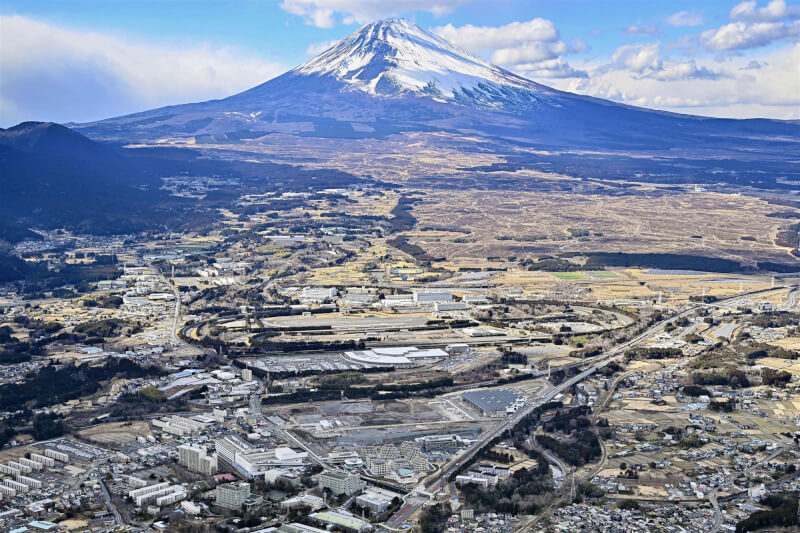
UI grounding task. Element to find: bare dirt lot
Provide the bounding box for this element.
[77,421,152,447]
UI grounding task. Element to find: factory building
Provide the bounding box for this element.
[415,434,467,452]
[413,290,452,304]
[355,487,402,513]
[461,389,525,417]
[151,414,209,437]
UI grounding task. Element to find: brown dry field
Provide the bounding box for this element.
[177,132,507,182]
[407,188,797,265]
[469,268,779,304]
[77,420,152,446]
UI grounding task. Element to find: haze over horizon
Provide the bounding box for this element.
[2,0,800,126]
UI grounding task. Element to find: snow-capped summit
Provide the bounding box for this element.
[291,18,550,104]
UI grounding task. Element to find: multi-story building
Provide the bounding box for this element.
[43,449,69,463]
[131,484,185,507]
[29,454,55,468]
[18,458,43,471]
[216,482,251,510]
[151,415,209,437]
[15,475,42,489]
[178,445,217,476]
[318,471,366,496]
[415,434,466,452]
[215,434,307,478]
[365,457,390,475]
[3,479,28,493]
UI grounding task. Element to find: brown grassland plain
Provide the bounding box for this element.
[406,188,795,264]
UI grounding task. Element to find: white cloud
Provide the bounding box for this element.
[433,18,560,51]
[514,58,588,79]
[700,19,800,50]
[741,59,768,68]
[604,43,726,81]
[612,43,662,74]
[490,41,567,65]
[666,10,704,27]
[650,60,725,81]
[0,15,285,126]
[304,39,338,56]
[279,0,469,28]
[730,0,800,21]
[571,38,590,54]
[549,43,800,119]
[623,25,658,35]
[431,18,586,78]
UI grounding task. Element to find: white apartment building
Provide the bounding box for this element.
[29,454,55,468]
[178,445,217,476]
[216,482,251,510]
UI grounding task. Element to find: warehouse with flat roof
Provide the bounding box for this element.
[461,389,524,417]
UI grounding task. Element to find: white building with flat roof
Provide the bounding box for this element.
[343,347,448,368]
[215,435,308,478]
[413,290,452,304]
[319,471,366,496]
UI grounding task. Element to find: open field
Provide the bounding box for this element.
[470,266,780,303]
[758,357,800,376]
[550,272,585,280]
[77,421,152,446]
[768,336,800,350]
[406,188,796,265]
[307,240,391,285]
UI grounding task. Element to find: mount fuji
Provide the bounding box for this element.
[75,18,799,179]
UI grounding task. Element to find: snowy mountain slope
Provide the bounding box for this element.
[290,18,554,104]
[74,18,800,169]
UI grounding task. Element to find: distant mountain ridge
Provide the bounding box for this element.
[0,121,115,159]
[0,120,372,235]
[0,121,180,234]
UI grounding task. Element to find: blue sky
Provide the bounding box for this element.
[1,0,799,125]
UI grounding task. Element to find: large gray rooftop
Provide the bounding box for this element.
[461,389,522,412]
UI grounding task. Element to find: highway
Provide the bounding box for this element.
[786,286,799,310]
[145,258,182,342]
